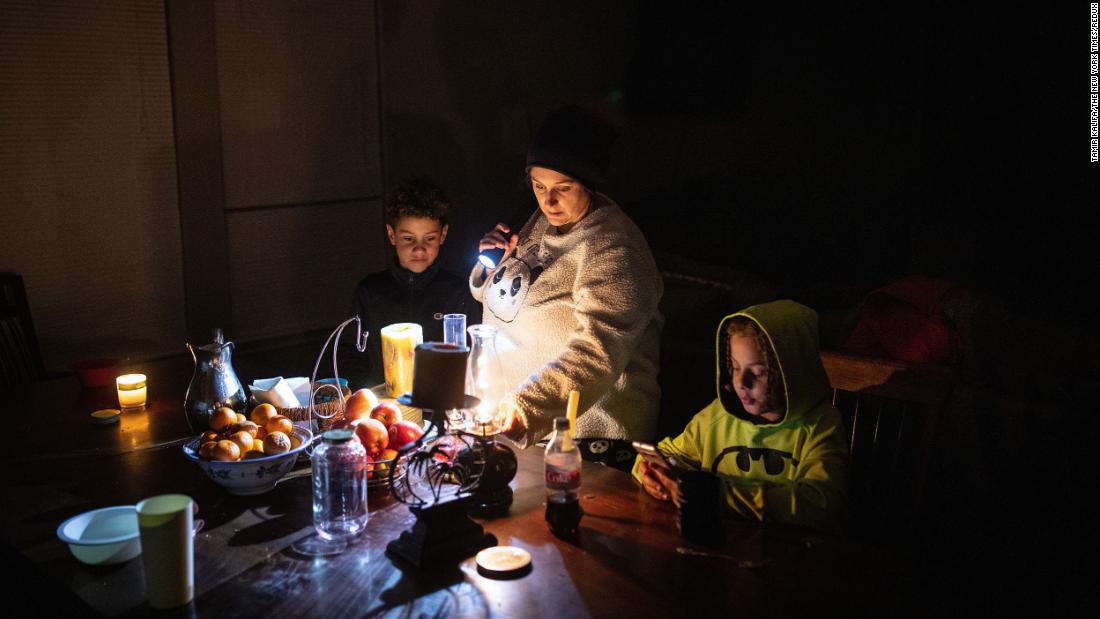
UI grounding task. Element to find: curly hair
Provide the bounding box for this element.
[724,316,786,414]
[384,179,450,227]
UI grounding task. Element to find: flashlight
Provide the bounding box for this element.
[477,214,523,270]
[477,247,505,270]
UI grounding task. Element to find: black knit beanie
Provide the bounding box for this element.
[525,105,617,191]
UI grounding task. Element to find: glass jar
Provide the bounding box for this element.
[311,429,368,541]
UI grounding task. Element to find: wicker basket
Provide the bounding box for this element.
[278,402,342,433]
[274,383,351,433]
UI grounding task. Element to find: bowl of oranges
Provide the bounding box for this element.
[182,403,314,495]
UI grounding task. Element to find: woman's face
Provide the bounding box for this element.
[387,216,447,273]
[729,334,775,418]
[529,166,591,233]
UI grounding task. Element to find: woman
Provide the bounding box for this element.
[470,105,663,470]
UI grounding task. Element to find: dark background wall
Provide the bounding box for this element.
[383,1,1096,332]
[2,0,1095,371]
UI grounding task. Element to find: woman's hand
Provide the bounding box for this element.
[478,223,519,260]
[639,460,681,506]
[496,399,527,443]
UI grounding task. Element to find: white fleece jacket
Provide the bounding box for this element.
[469,196,664,445]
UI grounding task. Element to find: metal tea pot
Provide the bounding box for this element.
[184,328,248,433]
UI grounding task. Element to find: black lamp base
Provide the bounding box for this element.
[386,497,497,568]
[468,437,518,517]
[469,485,513,517]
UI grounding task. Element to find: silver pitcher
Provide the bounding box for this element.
[184,328,247,433]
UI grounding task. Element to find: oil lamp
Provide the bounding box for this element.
[463,324,517,513]
[388,342,502,567]
[466,324,507,434]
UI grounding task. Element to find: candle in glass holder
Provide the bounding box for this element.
[116,374,147,410]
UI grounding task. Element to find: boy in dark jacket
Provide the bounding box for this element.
[341,179,480,389]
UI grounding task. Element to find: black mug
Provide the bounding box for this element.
[678,470,722,547]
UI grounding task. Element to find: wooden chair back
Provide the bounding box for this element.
[1,272,45,389]
[821,349,956,545]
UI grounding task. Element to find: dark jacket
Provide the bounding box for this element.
[340,262,481,389]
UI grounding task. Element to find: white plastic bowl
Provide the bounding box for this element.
[182,425,313,495]
[56,505,142,565]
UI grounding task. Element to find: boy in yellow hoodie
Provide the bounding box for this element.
[634,299,848,535]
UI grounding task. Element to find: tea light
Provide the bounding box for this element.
[116,374,147,410]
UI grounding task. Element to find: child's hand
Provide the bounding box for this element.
[639,460,681,506]
[479,223,519,261]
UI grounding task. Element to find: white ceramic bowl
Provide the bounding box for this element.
[56,505,142,565]
[183,425,314,495]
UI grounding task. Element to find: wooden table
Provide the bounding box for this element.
[0,356,934,618]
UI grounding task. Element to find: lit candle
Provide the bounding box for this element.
[116,374,147,410]
[379,323,423,398]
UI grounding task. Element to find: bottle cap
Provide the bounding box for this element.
[323,429,355,443]
[553,417,569,430]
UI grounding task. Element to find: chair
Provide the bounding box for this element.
[820,349,957,546]
[653,251,779,439]
[1,272,46,389]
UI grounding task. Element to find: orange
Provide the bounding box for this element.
[209,407,237,432]
[250,403,279,425]
[265,415,294,436]
[227,430,254,453]
[211,440,241,462]
[231,420,259,438]
[198,441,219,460]
[263,431,292,455]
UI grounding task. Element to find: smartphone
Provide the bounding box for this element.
[632,441,677,470]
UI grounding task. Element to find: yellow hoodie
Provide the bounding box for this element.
[633,300,849,535]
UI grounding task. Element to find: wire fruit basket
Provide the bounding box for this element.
[306,317,416,491]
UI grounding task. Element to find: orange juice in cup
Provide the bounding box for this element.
[380,323,423,398]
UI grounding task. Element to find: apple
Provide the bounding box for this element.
[372,448,399,478]
[364,453,376,479]
[388,420,423,451]
[369,401,403,429]
[354,418,389,456]
[344,388,380,424]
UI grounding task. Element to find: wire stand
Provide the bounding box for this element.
[301,316,368,455]
[292,317,368,558]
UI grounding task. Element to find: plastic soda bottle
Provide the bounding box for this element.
[545,416,582,535]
